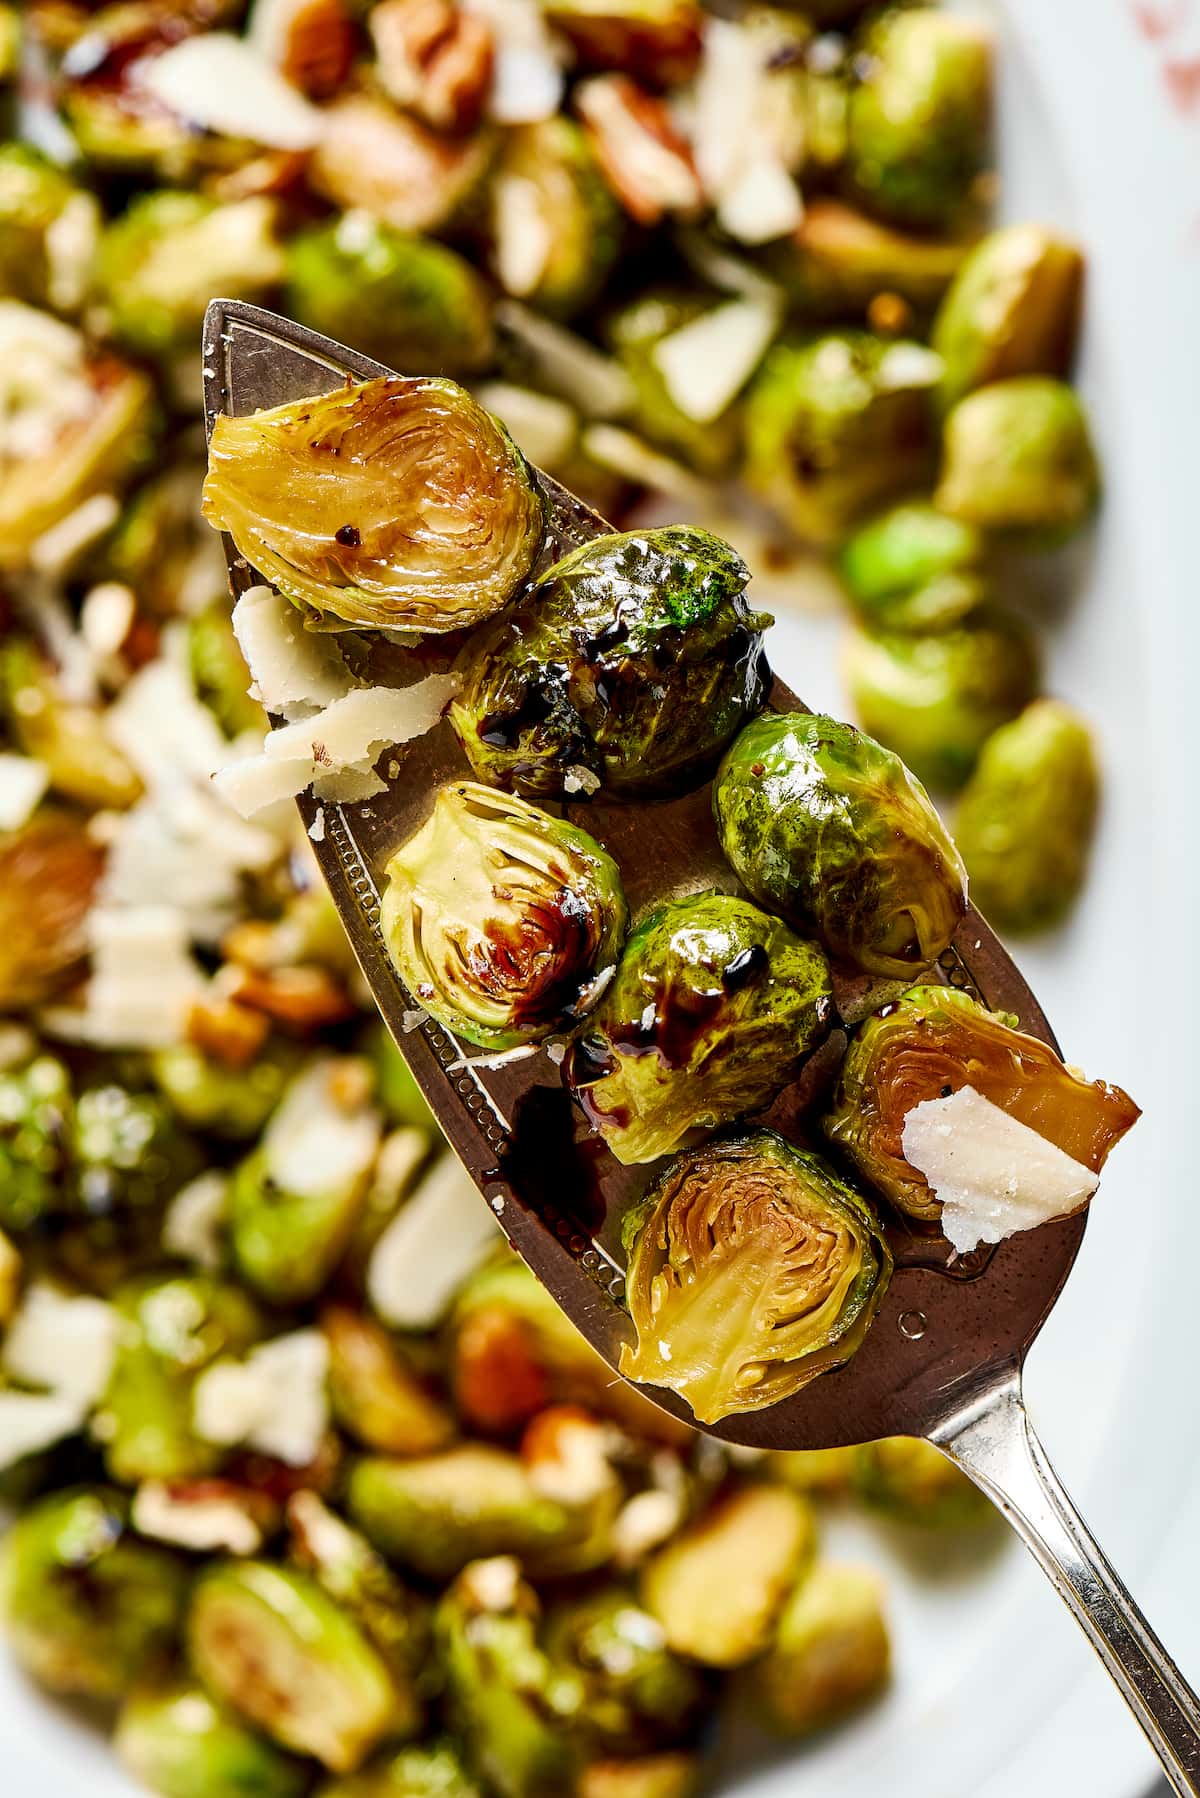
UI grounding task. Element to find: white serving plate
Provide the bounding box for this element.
[2,2,1198,1793]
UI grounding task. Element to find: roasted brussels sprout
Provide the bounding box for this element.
[620,1131,891,1423]
[954,699,1099,931]
[437,1558,586,1798]
[0,1487,188,1699]
[577,1755,698,1798]
[753,1561,890,1734]
[323,1306,455,1456]
[843,611,1039,790]
[713,712,967,978]
[228,1140,369,1308]
[0,146,100,312]
[100,1274,263,1485]
[115,1679,312,1798]
[316,1742,482,1798]
[640,1484,814,1666]
[105,462,226,619]
[846,10,993,230]
[186,603,267,740]
[488,120,622,319]
[935,376,1099,538]
[381,782,628,1052]
[743,333,939,544]
[766,1447,858,1497]
[542,0,701,86]
[777,201,973,319]
[545,1589,705,1752]
[449,527,770,799]
[851,1437,993,1529]
[202,376,545,634]
[0,1055,72,1233]
[99,193,285,357]
[1,639,143,809]
[310,98,493,237]
[286,217,493,377]
[0,812,105,1011]
[604,291,746,478]
[70,1081,199,1217]
[932,223,1084,412]
[839,500,984,633]
[0,1225,19,1325]
[187,1560,398,1773]
[823,984,1140,1223]
[564,891,832,1166]
[150,1039,297,1140]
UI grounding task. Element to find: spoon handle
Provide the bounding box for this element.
[936,1374,1200,1794]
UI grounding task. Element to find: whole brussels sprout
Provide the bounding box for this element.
[489,119,622,318]
[578,1755,698,1798]
[541,0,701,86]
[743,333,940,544]
[228,1140,370,1307]
[0,1054,72,1233]
[640,1484,815,1666]
[843,611,1039,790]
[100,1273,263,1485]
[187,1560,399,1774]
[186,603,267,741]
[851,1437,994,1529]
[846,10,993,230]
[713,712,967,978]
[935,376,1100,537]
[620,1131,891,1423]
[604,291,745,478]
[839,500,985,633]
[115,1679,312,1798]
[323,1305,455,1456]
[954,698,1099,931]
[564,891,833,1166]
[150,1039,298,1140]
[0,1486,188,1699]
[0,812,105,1011]
[203,376,544,634]
[449,526,770,799]
[753,1561,890,1734]
[544,1589,706,1753]
[70,1082,199,1218]
[932,223,1084,413]
[99,192,285,357]
[437,1557,587,1798]
[1,639,143,809]
[822,984,1140,1223]
[777,200,973,319]
[317,1742,482,1797]
[381,782,628,1052]
[287,216,493,377]
[0,145,100,311]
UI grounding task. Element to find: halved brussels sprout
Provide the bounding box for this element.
[70,1081,200,1217]
[202,376,545,633]
[843,611,1039,790]
[954,698,1099,931]
[620,1131,892,1423]
[839,501,985,634]
[753,1561,890,1734]
[287,217,493,377]
[604,290,745,478]
[846,10,993,230]
[186,603,267,740]
[1,639,143,809]
[851,1437,994,1529]
[564,891,832,1166]
[935,376,1099,538]
[776,201,973,319]
[639,1484,814,1666]
[544,1589,705,1753]
[0,1487,188,1699]
[99,192,285,357]
[823,984,1140,1223]
[105,462,226,619]
[932,223,1084,412]
[488,120,622,319]
[150,1040,297,1140]
[542,0,701,86]
[0,811,106,1010]
[310,98,493,237]
[317,1742,482,1798]
[743,333,939,544]
[323,1305,455,1456]
[115,1679,312,1798]
[0,145,100,311]
[228,1137,371,1307]
[0,1055,72,1234]
[187,1560,398,1774]
[381,781,628,1051]
[449,527,770,799]
[713,712,967,978]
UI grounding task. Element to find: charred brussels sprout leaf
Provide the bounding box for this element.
[202,376,545,634]
[564,891,832,1166]
[286,217,493,377]
[851,1438,994,1529]
[932,224,1083,413]
[823,983,1140,1223]
[839,500,984,634]
[935,376,1099,538]
[381,781,628,1051]
[0,812,105,1010]
[187,1560,398,1774]
[753,1561,890,1734]
[713,713,967,978]
[450,527,769,799]
[0,145,100,311]
[0,1487,188,1699]
[843,611,1039,790]
[489,120,622,319]
[954,699,1099,931]
[115,1679,312,1798]
[743,333,940,545]
[544,1589,706,1753]
[620,1131,891,1424]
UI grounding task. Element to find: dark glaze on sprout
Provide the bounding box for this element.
[564,890,832,1165]
[448,526,771,800]
[381,782,628,1052]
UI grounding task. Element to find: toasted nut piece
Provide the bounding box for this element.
[255,0,357,97]
[576,76,701,226]
[453,1302,551,1434]
[371,0,494,135]
[218,963,357,1032]
[186,993,271,1070]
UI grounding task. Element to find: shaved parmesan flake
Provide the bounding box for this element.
[193,1330,329,1466]
[476,381,577,470]
[0,753,49,831]
[0,1392,84,1471]
[232,585,354,718]
[135,34,324,150]
[901,1085,1099,1255]
[492,173,553,296]
[581,424,716,509]
[264,1059,381,1199]
[367,1155,501,1330]
[132,1482,264,1555]
[81,906,207,1049]
[3,1284,120,1409]
[371,1127,431,1212]
[466,0,564,122]
[108,653,229,786]
[613,1489,685,1567]
[495,302,634,420]
[162,1172,230,1272]
[444,1044,537,1074]
[689,19,802,245]
[30,493,120,577]
[715,157,802,246]
[652,296,779,424]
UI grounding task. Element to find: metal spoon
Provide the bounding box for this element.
[203,299,1200,1792]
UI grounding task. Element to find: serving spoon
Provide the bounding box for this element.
[203,298,1200,1792]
